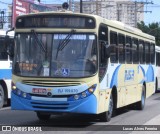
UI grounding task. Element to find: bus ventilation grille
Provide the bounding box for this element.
[22,80,81,87]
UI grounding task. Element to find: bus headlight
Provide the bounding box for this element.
[68,84,97,101]
[22,93,27,98]
[12,82,31,100]
[81,92,87,98]
[74,95,79,100]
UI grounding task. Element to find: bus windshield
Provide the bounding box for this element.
[13,33,97,78]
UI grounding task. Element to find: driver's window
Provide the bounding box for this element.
[98,24,108,80]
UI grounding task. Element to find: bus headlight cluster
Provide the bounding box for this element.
[68,84,97,101]
[12,82,31,100]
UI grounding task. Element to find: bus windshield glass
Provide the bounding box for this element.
[13,33,97,78]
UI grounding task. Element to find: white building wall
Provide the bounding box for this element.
[74,0,144,27]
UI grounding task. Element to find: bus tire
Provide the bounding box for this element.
[36,112,51,121]
[99,94,113,122]
[136,85,145,110]
[0,85,4,109]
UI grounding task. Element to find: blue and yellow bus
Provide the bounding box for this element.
[11,10,155,121]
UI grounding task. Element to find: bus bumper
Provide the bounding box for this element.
[11,92,97,114]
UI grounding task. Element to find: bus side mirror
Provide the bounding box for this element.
[106,46,111,58]
[100,41,111,58]
[104,43,111,59]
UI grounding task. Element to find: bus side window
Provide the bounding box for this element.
[98,24,108,80]
[145,42,150,64]
[0,38,8,60]
[110,31,118,63]
[132,38,139,63]
[150,43,155,64]
[118,34,125,63]
[125,36,132,63]
[158,53,160,66]
[139,40,144,64]
[98,24,108,67]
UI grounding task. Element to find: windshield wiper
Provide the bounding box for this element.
[56,29,76,59]
[31,30,46,53]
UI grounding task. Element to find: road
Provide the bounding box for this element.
[0,93,160,133]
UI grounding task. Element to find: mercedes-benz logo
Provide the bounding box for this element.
[47,92,52,97]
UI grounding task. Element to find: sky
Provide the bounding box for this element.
[0,0,160,25]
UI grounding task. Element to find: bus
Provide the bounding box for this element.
[0,29,14,109]
[155,46,160,92]
[11,10,155,122]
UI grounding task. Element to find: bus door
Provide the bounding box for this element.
[125,37,138,105]
[116,34,126,107]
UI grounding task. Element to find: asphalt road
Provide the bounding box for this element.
[0,92,160,134]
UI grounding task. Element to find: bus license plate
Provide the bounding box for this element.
[32,88,47,94]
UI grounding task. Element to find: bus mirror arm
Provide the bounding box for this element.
[6,27,14,35]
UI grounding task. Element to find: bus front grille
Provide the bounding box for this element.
[22,80,81,87]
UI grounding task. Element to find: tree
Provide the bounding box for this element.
[137,21,160,46]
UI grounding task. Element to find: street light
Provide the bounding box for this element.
[80,0,82,13]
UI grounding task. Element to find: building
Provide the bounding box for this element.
[4,0,144,29]
[5,0,57,29]
[73,0,144,27]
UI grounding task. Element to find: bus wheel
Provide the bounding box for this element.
[99,94,113,122]
[0,85,4,109]
[36,112,51,121]
[136,85,145,110]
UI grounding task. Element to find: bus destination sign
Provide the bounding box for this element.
[16,15,96,29]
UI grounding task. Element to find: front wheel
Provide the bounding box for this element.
[36,112,51,121]
[99,94,113,122]
[0,85,4,109]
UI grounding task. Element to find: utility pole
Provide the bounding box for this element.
[80,0,82,13]
[134,0,153,27]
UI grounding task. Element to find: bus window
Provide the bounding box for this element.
[132,38,139,63]
[118,34,125,63]
[139,40,144,64]
[98,24,108,80]
[156,52,160,66]
[158,53,160,66]
[0,37,8,60]
[150,43,155,64]
[98,24,108,43]
[145,42,150,64]
[110,31,118,63]
[125,36,132,63]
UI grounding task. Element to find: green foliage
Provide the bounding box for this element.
[137,21,160,46]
